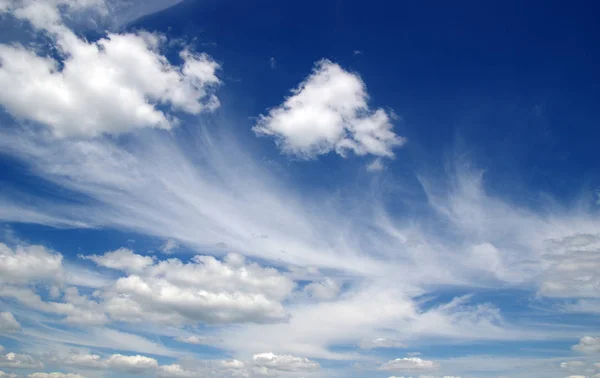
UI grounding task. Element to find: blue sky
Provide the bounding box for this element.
[0,1,599,377]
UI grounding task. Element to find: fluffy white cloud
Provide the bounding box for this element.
[102,252,295,325]
[105,354,158,373]
[80,248,154,272]
[158,364,197,377]
[0,286,108,325]
[0,243,63,284]
[0,0,219,138]
[0,312,21,332]
[572,336,600,354]
[0,349,43,369]
[0,370,16,378]
[253,60,405,159]
[157,360,247,378]
[251,352,320,372]
[62,353,105,369]
[157,354,317,378]
[379,357,440,372]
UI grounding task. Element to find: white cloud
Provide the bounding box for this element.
[157,360,247,378]
[156,354,318,378]
[62,353,105,369]
[106,354,158,373]
[0,349,43,369]
[366,158,385,172]
[0,1,220,137]
[253,59,405,159]
[80,248,154,272]
[251,352,320,372]
[359,337,406,349]
[102,252,295,325]
[0,312,21,332]
[158,364,197,377]
[0,243,63,284]
[0,286,108,326]
[0,370,16,378]
[538,234,600,298]
[175,335,221,345]
[303,278,340,300]
[572,336,600,354]
[161,239,179,254]
[379,357,440,372]
[560,360,586,372]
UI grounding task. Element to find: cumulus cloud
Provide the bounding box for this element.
[253,59,405,159]
[80,248,154,273]
[572,336,600,354]
[0,312,21,332]
[0,286,108,325]
[62,353,105,369]
[0,0,220,137]
[0,243,296,329]
[0,243,63,284]
[157,360,247,378]
[251,352,320,372]
[0,348,43,369]
[98,251,295,325]
[157,353,318,378]
[54,352,158,373]
[105,354,158,373]
[379,357,440,372]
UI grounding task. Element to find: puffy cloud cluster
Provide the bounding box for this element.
[96,251,295,325]
[54,352,159,374]
[0,345,43,369]
[80,248,154,273]
[0,242,296,328]
[157,353,319,378]
[0,285,108,326]
[0,0,220,138]
[251,352,320,372]
[253,60,405,159]
[572,336,600,354]
[0,243,63,284]
[52,351,318,378]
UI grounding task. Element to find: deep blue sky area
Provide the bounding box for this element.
[134,0,600,201]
